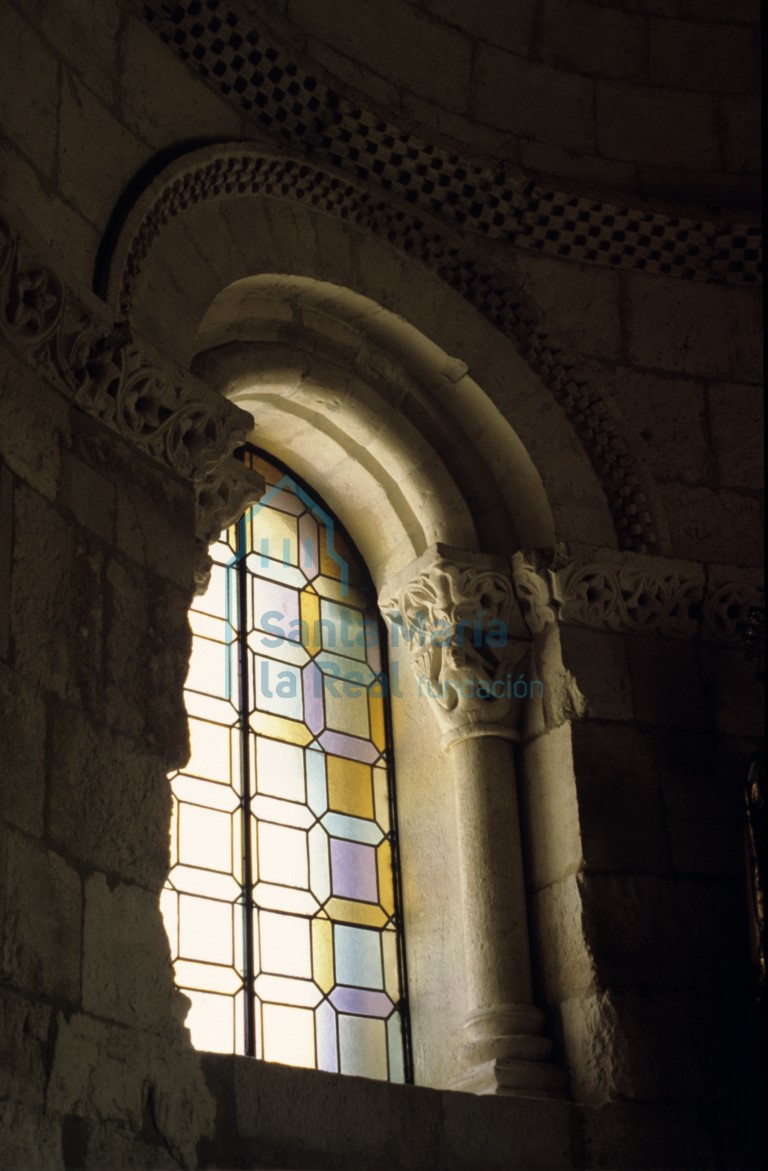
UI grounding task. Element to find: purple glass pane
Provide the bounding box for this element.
[330,987,393,1018]
[258,486,305,516]
[330,839,378,903]
[302,663,324,734]
[319,731,379,764]
[299,514,319,579]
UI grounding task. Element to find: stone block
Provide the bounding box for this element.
[514,254,623,361]
[437,1091,575,1169]
[0,1102,63,1171]
[680,0,758,17]
[0,5,59,175]
[103,556,153,740]
[611,368,709,484]
[520,723,583,890]
[425,0,537,54]
[654,729,743,877]
[289,0,473,112]
[578,871,738,990]
[625,635,705,728]
[0,663,46,836]
[57,71,146,230]
[539,0,646,81]
[583,1101,716,1169]
[119,15,245,150]
[658,484,761,565]
[40,0,121,106]
[82,873,176,1029]
[46,1013,143,1127]
[530,874,596,1005]
[0,345,69,501]
[570,721,669,873]
[47,702,172,887]
[720,94,761,173]
[0,828,82,1003]
[649,18,759,92]
[709,382,763,489]
[113,461,196,592]
[11,483,103,708]
[560,990,630,1104]
[560,627,634,720]
[697,644,765,738]
[473,47,595,150]
[627,276,762,382]
[60,451,115,543]
[518,139,637,191]
[0,986,51,1108]
[596,81,718,170]
[0,465,10,663]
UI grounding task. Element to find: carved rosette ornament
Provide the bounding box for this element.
[382,557,531,748]
[511,549,763,645]
[0,211,265,588]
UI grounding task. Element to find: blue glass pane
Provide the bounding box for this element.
[334,925,383,989]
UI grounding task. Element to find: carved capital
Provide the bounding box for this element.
[194,457,265,593]
[382,554,531,742]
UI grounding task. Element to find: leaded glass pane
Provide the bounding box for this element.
[162,450,409,1081]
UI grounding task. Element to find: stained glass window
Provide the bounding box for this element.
[161,449,410,1082]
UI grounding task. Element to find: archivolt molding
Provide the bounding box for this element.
[511,549,764,644]
[106,146,659,556]
[138,0,761,287]
[0,211,263,569]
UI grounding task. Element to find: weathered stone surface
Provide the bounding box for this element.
[61,451,115,544]
[11,483,103,707]
[654,729,743,878]
[0,1101,63,1171]
[697,644,765,738]
[474,47,595,149]
[515,254,623,361]
[625,635,705,728]
[560,628,634,721]
[611,368,709,485]
[560,990,630,1104]
[47,1013,144,1127]
[0,828,82,1004]
[82,873,176,1030]
[582,1101,716,1170]
[0,346,70,501]
[0,5,59,176]
[571,721,669,873]
[539,0,646,81]
[47,703,171,888]
[0,663,46,836]
[649,18,759,93]
[0,986,51,1109]
[709,382,764,490]
[579,872,737,990]
[596,82,718,170]
[40,0,121,106]
[658,484,761,565]
[720,94,761,173]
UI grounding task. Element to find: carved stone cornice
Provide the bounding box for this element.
[0,211,264,584]
[381,550,532,743]
[512,549,764,644]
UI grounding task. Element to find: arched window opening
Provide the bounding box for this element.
[161,448,411,1082]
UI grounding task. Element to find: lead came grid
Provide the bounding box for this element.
[162,451,408,1081]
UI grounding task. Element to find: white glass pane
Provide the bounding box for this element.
[262,1003,315,1068]
[257,823,308,888]
[258,911,312,978]
[179,895,233,965]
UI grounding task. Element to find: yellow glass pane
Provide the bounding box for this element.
[327,756,374,820]
[311,918,334,993]
[300,590,322,655]
[252,508,299,566]
[324,679,370,739]
[369,692,386,751]
[250,710,313,747]
[373,767,390,833]
[377,841,395,916]
[325,898,388,928]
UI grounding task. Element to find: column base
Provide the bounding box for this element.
[451,1003,568,1099]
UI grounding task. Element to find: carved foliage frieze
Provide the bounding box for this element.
[511,551,764,644]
